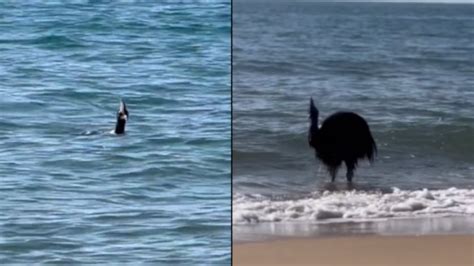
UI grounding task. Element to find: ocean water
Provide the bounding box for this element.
[0,1,230,264]
[233,2,474,232]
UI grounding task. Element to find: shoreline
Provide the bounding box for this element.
[233,234,474,266]
[233,215,474,243]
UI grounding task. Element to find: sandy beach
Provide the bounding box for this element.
[233,235,474,266]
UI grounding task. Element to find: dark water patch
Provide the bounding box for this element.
[0,239,83,253]
[31,35,87,49]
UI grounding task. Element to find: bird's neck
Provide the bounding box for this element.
[310,117,319,132]
[115,119,126,134]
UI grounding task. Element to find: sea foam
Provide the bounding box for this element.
[233,187,474,224]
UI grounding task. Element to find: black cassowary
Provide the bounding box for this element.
[308,98,376,182]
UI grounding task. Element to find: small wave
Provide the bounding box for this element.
[175,224,228,234]
[233,187,474,224]
[31,35,86,49]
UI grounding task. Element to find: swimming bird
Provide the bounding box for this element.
[308,98,376,182]
[114,99,129,134]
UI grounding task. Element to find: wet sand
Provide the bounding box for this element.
[233,234,474,266]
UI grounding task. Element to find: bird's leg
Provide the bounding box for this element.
[345,161,355,182]
[346,170,354,182]
[329,167,338,182]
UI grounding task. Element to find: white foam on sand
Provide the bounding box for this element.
[233,187,474,224]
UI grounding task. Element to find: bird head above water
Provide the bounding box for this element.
[114,99,129,134]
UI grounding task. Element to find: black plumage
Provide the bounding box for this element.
[308,98,376,182]
[114,99,129,134]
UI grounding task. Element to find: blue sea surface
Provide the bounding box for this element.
[0,1,230,264]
